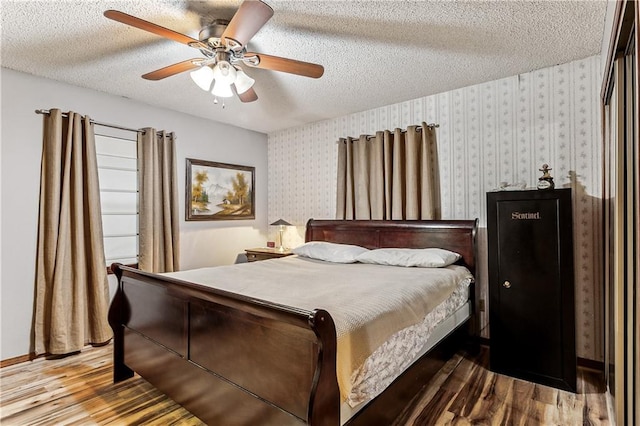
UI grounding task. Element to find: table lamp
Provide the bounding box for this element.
[270,219,292,252]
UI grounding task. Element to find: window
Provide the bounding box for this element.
[95,128,138,269]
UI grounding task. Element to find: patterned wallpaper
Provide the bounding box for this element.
[268,56,603,361]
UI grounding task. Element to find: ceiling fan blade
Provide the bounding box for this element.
[142,59,204,80]
[104,10,203,48]
[244,52,324,78]
[221,0,274,47]
[234,86,258,103]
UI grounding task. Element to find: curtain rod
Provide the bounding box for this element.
[341,122,440,141]
[35,109,142,133]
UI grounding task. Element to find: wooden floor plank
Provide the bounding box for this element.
[1,344,610,425]
[447,359,489,418]
[413,388,458,425]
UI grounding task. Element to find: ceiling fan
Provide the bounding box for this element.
[104,0,324,104]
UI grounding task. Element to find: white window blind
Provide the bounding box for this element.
[95,131,138,267]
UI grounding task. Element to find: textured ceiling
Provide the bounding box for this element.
[1,1,607,134]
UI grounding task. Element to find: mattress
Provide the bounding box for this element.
[163,256,473,402]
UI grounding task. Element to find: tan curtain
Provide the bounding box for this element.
[34,109,112,355]
[138,129,180,273]
[336,123,440,220]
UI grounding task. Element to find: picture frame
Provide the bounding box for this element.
[186,158,255,221]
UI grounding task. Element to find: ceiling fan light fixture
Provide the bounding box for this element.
[234,68,255,94]
[190,66,214,91]
[104,1,324,106]
[212,80,234,98]
[212,61,237,85]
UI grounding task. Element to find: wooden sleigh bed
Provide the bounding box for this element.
[108,219,479,425]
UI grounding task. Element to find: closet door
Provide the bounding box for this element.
[601,1,639,424]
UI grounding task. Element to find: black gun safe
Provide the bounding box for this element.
[487,188,576,392]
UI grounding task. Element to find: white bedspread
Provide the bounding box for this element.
[346,280,469,407]
[163,256,473,400]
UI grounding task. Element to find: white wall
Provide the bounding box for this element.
[0,68,268,360]
[268,56,604,361]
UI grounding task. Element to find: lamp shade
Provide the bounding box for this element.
[190,66,214,91]
[212,80,234,98]
[234,68,255,94]
[270,219,292,226]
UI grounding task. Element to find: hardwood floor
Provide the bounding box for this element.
[0,345,202,425]
[0,344,610,425]
[394,347,610,425]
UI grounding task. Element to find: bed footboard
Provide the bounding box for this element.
[108,264,339,426]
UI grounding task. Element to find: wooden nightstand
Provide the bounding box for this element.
[245,247,293,262]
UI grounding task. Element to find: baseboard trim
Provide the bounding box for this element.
[577,357,604,372]
[0,353,39,368]
[478,336,490,347]
[478,339,603,372]
[1,341,112,369]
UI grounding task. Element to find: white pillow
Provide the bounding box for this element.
[355,248,461,268]
[292,241,369,263]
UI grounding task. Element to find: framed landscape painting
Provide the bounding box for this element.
[186,158,255,221]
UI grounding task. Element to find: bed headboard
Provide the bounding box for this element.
[305,219,478,277]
